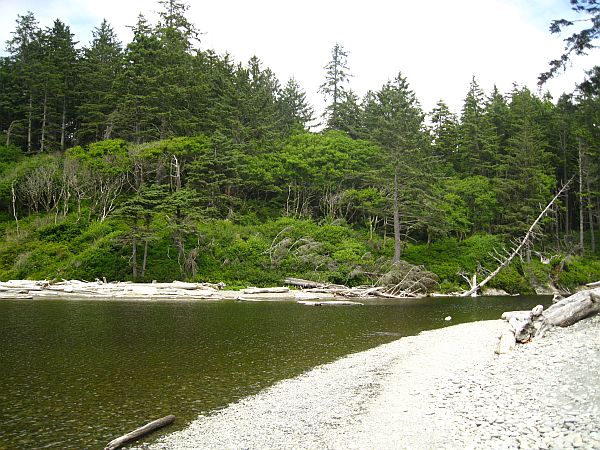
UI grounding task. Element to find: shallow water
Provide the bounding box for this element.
[0,296,549,449]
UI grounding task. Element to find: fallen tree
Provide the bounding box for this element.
[462,177,574,297]
[496,287,600,354]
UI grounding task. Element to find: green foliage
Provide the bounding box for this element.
[557,257,600,290]
[402,234,504,287]
[488,265,534,295]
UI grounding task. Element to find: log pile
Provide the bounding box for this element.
[283,278,421,299]
[0,279,228,300]
[496,287,600,354]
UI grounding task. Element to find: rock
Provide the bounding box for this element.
[570,433,584,447]
[445,316,452,321]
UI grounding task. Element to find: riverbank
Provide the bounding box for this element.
[0,279,556,302]
[139,314,600,450]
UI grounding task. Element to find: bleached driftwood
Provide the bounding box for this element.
[104,415,175,450]
[0,280,225,300]
[284,278,345,289]
[284,277,420,299]
[497,288,600,353]
[297,300,363,306]
[240,287,290,294]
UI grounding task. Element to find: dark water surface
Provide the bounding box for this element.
[0,296,549,449]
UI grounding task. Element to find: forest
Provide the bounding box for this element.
[0,0,598,293]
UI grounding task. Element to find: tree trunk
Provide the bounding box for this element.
[578,139,584,252]
[60,94,67,151]
[6,120,16,146]
[141,239,149,278]
[11,180,19,236]
[132,232,138,280]
[586,175,596,253]
[561,132,569,234]
[27,93,33,153]
[393,170,401,264]
[40,89,48,153]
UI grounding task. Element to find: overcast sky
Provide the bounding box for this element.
[1,0,597,118]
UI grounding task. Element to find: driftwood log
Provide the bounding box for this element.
[104,415,176,450]
[496,288,600,354]
[297,300,363,306]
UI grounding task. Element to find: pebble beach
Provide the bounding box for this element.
[139,313,600,450]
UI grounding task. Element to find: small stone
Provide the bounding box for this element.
[570,433,584,448]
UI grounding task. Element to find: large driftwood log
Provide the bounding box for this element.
[543,288,600,327]
[498,288,600,353]
[104,415,176,450]
[240,287,290,294]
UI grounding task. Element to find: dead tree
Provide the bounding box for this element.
[462,177,574,297]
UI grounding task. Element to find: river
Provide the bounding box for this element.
[0,296,548,449]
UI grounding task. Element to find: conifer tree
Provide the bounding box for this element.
[362,73,431,262]
[77,20,123,144]
[5,12,43,152]
[278,77,315,133]
[319,43,351,130]
[430,100,459,170]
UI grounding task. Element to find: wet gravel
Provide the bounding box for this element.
[138,314,600,450]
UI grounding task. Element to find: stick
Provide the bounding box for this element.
[104,415,176,450]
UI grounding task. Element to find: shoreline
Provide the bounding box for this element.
[138,315,600,450]
[0,279,540,302]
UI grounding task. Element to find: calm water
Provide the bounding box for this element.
[0,296,548,449]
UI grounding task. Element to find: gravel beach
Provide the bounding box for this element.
[140,314,600,450]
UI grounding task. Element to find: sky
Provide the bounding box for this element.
[0,0,598,119]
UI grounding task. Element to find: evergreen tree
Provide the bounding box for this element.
[430,99,459,171]
[278,77,315,133]
[113,14,162,143]
[334,90,363,139]
[42,19,79,151]
[457,77,498,177]
[499,86,554,235]
[319,43,351,130]
[362,73,431,262]
[77,20,123,144]
[154,0,200,138]
[5,12,43,152]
